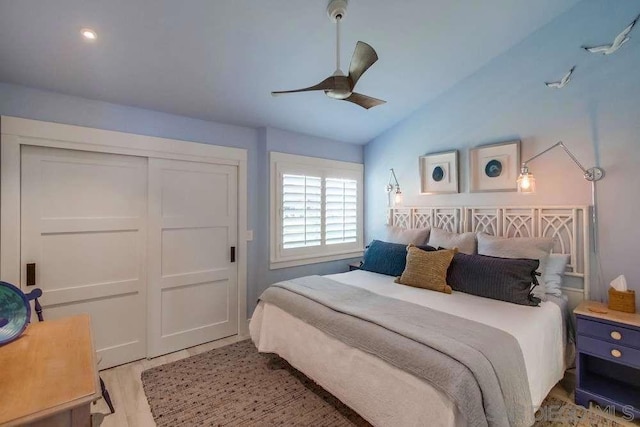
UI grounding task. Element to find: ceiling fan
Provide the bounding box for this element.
[271,0,386,109]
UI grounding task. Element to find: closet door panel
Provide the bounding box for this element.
[148,159,238,357]
[21,146,147,369]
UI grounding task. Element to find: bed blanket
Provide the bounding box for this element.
[259,275,535,427]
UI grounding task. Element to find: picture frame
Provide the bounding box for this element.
[419,150,459,194]
[469,141,520,192]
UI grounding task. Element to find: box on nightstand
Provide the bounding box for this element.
[608,287,636,314]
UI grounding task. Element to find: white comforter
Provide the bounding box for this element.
[250,270,565,427]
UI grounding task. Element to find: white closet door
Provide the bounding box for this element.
[147,158,238,357]
[21,146,147,369]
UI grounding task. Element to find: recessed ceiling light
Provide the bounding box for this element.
[81,28,97,41]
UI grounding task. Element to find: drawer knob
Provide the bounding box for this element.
[610,331,622,340]
[611,349,622,358]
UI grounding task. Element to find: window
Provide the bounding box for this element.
[271,152,364,269]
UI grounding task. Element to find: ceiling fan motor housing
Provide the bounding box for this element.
[327,0,348,22]
[324,75,352,99]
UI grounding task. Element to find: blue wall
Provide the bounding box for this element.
[0,82,363,316]
[365,0,640,304]
[250,127,363,308]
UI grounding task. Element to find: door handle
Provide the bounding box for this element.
[26,263,36,287]
[230,246,236,263]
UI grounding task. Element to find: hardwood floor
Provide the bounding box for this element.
[92,339,638,427]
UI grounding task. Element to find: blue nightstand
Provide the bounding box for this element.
[574,301,640,419]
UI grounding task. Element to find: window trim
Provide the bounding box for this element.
[270,152,364,269]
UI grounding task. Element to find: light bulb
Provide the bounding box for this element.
[517,171,536,194]
[81,28,97,41]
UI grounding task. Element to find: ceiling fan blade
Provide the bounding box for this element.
[348,41,379,88]
[271,77,337,96]
[343,92,386,109]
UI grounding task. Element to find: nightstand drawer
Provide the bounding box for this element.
[577,317,640,349]
[578,335,640,369]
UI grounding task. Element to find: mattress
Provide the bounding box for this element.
[250,270,565,426]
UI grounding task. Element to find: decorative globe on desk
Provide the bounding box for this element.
[0,281,32,345]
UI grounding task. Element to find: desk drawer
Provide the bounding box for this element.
[578,335,640,369]
[577,317,640,349]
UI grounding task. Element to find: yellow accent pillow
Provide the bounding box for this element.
[395,245,457,294]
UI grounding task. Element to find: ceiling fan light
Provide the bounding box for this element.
[325,89,352,100]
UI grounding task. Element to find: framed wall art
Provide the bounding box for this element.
[419,150,459,194]
[469,141,520,192]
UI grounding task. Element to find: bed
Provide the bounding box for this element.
[250,206,589,427]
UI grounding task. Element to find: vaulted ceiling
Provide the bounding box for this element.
[0,0,580,144]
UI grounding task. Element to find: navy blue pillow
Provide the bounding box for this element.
[447,253,541,306]
[361,240,436,277]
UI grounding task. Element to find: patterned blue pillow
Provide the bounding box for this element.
[361,240,436,277]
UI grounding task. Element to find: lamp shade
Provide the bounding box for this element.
[517,171,536,193]
[394,190,403,206]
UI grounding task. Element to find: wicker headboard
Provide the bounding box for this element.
[387,206,590,308]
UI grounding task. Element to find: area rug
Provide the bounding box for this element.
[142,340,625,427]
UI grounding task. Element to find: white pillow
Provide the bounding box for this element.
[428,228,477,255]
[385,225,430,245]
[542,253,570,297]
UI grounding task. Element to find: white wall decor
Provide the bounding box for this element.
[582,13,639,55]
[419,150,459,194]
[469,140,520,192]
[545,66,575,89]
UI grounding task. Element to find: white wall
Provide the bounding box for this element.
[250,127,364,308]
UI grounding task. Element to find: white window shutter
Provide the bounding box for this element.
[282,174,322,249]
[325,178,358,245]
[270,152,363,268]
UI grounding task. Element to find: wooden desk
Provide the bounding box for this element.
[0,314,100,427]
